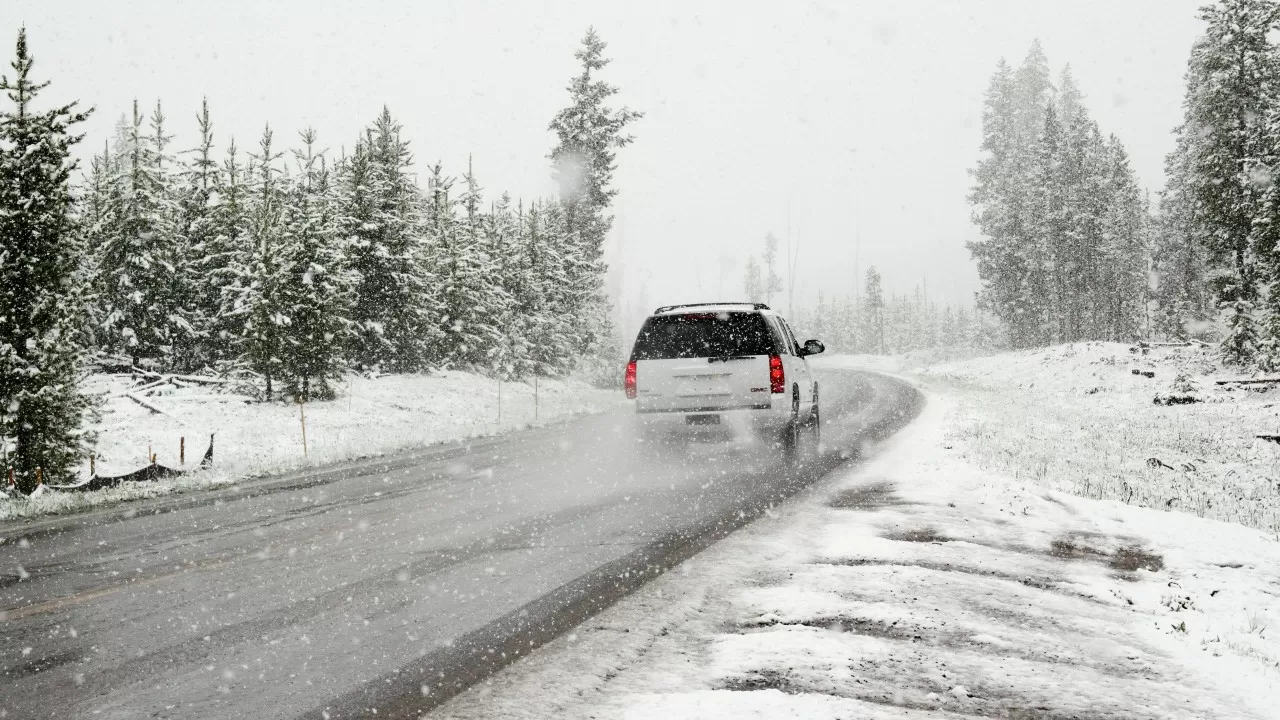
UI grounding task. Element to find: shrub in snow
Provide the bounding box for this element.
[1154,372,1202,405]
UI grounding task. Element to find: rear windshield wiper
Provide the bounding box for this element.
[708,355,755,363]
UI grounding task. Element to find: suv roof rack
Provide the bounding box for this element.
[652,302,770,314]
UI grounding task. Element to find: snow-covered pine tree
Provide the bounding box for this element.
[344,109,431,372]
[548,27,642,264]
[0,29,97,490]
[1180,0,1280,365]
[520,199,575,374]
[95,100,189,369]
[1154,121,1211,340]
[548,29,641,372]
[968,57,1035,347]
[229,127,287,398]
[763,233,783,305]
[80,140,114,351]
[743,256,764,302]
[1098,136,1151,342]
[482,192,523,378]
[451,160,506,368]
[177,98,226,370]
[276,129,350,400]
[862,267,885,354]
[423,162,494,369]
[205,139,250,368]
[146,101,198,371]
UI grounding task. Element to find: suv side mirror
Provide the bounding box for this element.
[801,339,825,357]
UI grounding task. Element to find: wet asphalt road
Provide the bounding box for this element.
[0,369,921,719]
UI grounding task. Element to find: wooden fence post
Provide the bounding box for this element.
[90,453,95,476]
[298,397,308,458]
[180,437,185,466]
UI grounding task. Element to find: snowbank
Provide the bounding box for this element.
[0,370,620,523]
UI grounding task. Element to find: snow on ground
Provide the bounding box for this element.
[0,371,620,523]
[902,342,1280,534]
[431,357,1280,720]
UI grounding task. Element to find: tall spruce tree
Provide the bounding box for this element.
[548,27,642,263]
[548,28,641,370]
[231,127,287,397]
[0,29,96,490]
[96,100,189,368]
[276,130,349,399]
[178,98,226,370]
[344,109,431,372]
[1180,0,1280,364]
[863,267,886,354]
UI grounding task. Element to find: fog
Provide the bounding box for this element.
[15,0,1202,336]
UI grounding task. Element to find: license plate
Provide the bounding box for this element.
[686,414,720,426]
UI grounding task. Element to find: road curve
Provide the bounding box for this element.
[0,369,922,719]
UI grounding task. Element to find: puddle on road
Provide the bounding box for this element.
[827,480,906,510]
[1047,530,1165,576]
[883,526,951,543]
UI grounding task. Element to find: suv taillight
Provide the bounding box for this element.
[769,354,785,394]
[625,360,637,399]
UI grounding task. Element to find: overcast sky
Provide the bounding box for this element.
[13,0,1205,331]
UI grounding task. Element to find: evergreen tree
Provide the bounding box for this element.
[743,255,764,302]
[1154,122,1212,340]
[548,28,641,370]
[232,127,287,397]
[548,27,643,263]
[207,139,250,367]
[863,267,885,354]
[516,199,574,374]
[482,192,524,377]
[277,129,350,399]
[95,100,189,368]
[178,98,227,370]
[762,232,783,305]
[424,162,493,368]
[343,109,432,372]
[1180,0,1280,364]
[454,160,507,368]
[0,29,96,490]
[970,41,1152,350]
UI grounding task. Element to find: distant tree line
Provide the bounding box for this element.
[0,27,638,491]
[789,267,1003,356]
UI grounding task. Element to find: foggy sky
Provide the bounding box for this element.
[13,0,1204,333]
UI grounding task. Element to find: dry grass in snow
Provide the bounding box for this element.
[878,342,1280,535]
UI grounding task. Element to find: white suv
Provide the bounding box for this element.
[624,303,824,451]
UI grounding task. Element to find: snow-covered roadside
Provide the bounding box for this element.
[907,342,1280,534]
[431,386,1280,719]
[0,371,620,523]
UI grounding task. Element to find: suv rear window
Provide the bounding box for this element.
[630,312,776,360]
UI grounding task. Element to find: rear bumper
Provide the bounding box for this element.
[633,398,791,437]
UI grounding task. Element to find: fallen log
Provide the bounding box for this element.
[124,392,177,417]
[161,394,255,403]
[1215,377,1280,386]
